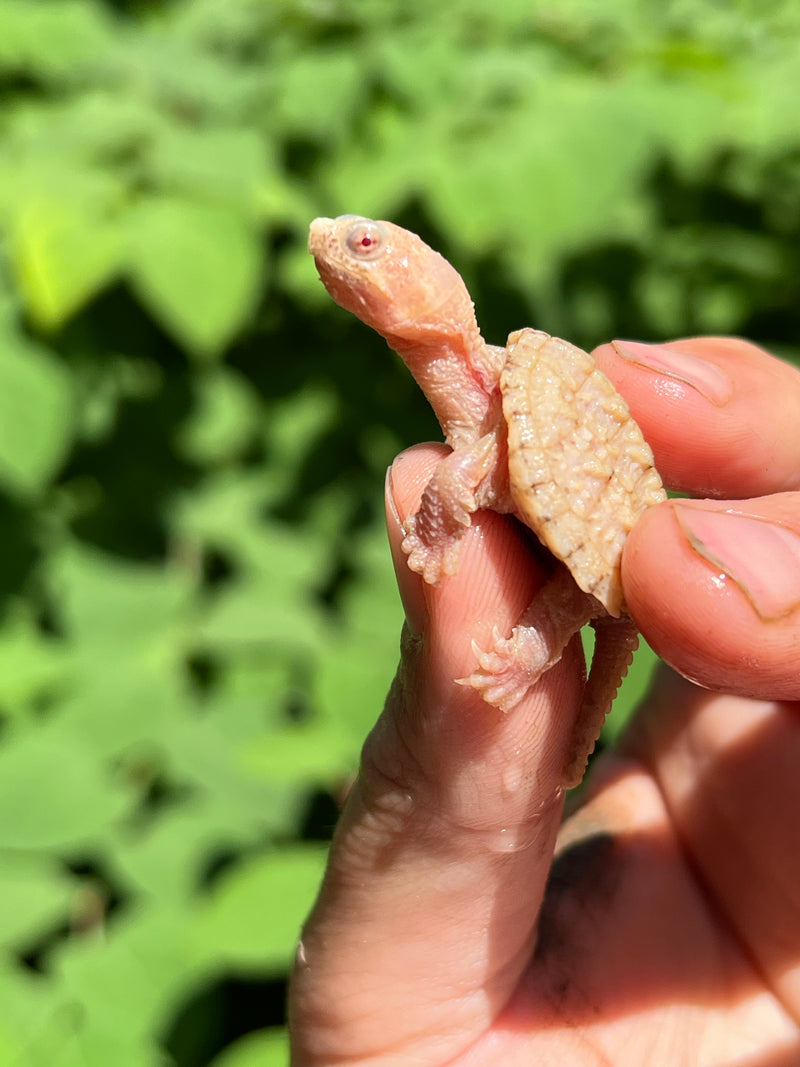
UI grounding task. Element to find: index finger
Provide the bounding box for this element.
[592,337,800,498]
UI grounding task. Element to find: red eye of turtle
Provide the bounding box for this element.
[345,220,387,260]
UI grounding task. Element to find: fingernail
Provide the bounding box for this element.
[384,463,404,529]
[612,340,733,406]
[385,465,428,636]
[673,503,800,620]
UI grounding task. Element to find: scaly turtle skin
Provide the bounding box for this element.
[308,215,665,785]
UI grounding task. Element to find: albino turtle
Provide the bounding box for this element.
[308,215,665,785]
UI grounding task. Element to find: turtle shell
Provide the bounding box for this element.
[500,328,666,617]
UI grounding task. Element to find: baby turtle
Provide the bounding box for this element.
[308,215,665,785]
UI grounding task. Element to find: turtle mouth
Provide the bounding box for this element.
[310,252,395,327]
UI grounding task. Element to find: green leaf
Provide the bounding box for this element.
[0,329,73,495]
[0,611,70,711]
[275,49,364,141]
[11,195,123,328]
[42,1032,167,1067]
[110,800,257,902]
[265,385,338,476]
[0,0,113,80]
[40,546,200,757]
[160,714,305,836]
[38,546,199,763]
[315,519,402,740]
[145,126,271,218]
[192,846,327,969]
[196,567,326,654]
[127,197,263,357]
[243,723,355,785]
[208,1028,288,1067]
[54,906,197,1051]
[0,727,129,848]
[0,964,82,1067]
[50,544,191,655]
[177,367,261,465]
[174,470,330,654]
[0,855,75,951]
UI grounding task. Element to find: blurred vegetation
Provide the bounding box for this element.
[0,0,798,1063]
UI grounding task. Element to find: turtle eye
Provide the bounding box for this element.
[344,220,387,260]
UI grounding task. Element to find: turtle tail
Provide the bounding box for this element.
[562,616,640,789]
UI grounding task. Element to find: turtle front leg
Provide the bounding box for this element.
[402,433,498,584]
[460,567,598,711]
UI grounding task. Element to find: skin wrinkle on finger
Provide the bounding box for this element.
[356,727,563,869]
[354,668,550,862]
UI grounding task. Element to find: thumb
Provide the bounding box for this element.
[290,444,586,1066]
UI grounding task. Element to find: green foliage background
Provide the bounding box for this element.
[0,1,798,1063]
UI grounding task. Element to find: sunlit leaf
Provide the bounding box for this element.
[275,50,364,141]
[0,611,70,710]
[314,519,402,741]
[243,723,354,785]
[54,906,197,1050]
[208,1028,288,1067]
[12,196,123,328]
[0,727,130,848]
[127,197,263,357]
[0,856,75,951]
[145,126,273,218]
[0,329,73,494]
[177,367,261,465]
[0,0,113,79]
[192,847,327,968]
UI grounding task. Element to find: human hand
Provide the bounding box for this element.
[289,337,800,1065]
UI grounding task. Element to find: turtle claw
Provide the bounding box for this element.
[402,518,462,586]
[469,628,512,671]
[456,671,533,712]
[458,626,551,711]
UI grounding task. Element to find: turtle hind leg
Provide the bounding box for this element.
[459,566,597,712]
[561,615,639,789]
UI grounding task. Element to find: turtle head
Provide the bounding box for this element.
[308,216,479,350]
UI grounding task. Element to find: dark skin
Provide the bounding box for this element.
[289,337,800,1066]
